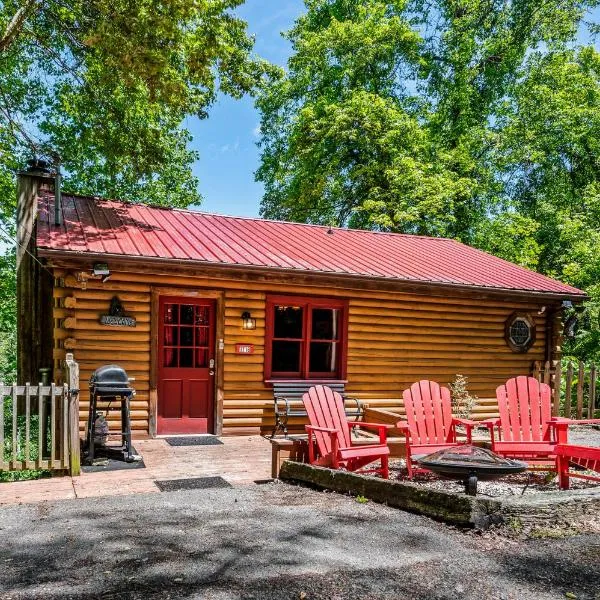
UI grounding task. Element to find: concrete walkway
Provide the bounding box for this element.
[0,436,272,506]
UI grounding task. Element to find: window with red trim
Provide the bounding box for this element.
[265,296,348,380]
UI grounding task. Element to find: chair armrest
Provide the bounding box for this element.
[549,417,600,425]
[349,422,393,431]
[305,425,339,434]
[452,418,478,427]
[480,418,500,428]
[395,421,410,431]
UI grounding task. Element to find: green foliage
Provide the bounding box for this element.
[0,395,50,483]
[0,248,16,384]
[257,0,600,359]
[0,0,273,206]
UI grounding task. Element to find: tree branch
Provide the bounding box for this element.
[0,0,43,52]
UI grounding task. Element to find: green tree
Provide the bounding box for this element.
[0,0,273,207]
[257,0,600,359]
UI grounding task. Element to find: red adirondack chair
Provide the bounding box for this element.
[303,385,391,478]
[482,376,600,466]
[555,444,600,490]
[396,380,477,478]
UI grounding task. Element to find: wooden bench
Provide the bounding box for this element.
[270,381,363,438]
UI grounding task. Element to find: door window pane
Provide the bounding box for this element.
[312,308,339,340]
[196,328,208,347]
[164,348,178,368]
[196,307,209,325]
[180,305,195,325]
[309,342,338,374]
[274,306,303,339]
[195,348,208,368]
[180,327,194,346]
[180,348,193,368]
[272,341,302,373]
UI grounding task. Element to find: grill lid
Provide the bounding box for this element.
[90,364,133,395]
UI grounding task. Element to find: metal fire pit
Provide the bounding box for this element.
[417,445,527,496]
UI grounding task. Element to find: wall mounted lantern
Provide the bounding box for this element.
[241,311,256,330]
[93,262,111,283]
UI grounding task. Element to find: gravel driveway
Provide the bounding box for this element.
[0,482,598,600]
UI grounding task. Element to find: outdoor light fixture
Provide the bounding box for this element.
[93,262,111,283]
[241,311,256,330]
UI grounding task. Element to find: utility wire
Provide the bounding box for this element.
[0,220,56,279]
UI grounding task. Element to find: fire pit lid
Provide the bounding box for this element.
[417,445,527,479]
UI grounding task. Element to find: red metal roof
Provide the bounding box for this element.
[36,194,585,297]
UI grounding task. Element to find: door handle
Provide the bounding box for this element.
[209,358,215,376]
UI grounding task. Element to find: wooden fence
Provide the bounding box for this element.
[533,360,598,419]
[0,354,80,475]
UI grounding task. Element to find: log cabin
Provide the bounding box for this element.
[16,166,586,438]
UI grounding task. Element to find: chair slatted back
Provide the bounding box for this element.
[496,376,552,442]
[403,380,453,446]
[303,385,351,455]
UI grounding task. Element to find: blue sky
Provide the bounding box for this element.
[187,0,306,218]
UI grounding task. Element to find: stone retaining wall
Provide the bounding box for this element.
[279,461,600,531]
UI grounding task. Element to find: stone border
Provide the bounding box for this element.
[279,460,600,531]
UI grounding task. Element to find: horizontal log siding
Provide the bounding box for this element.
[345,297,546,422]
[50,267,547,436]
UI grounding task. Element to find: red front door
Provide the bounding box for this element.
[158,297,215,434]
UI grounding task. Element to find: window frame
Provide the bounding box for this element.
[264,294,349,381]
[505,311,536,353]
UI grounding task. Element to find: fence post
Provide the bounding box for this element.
[576,362,584,419]
[64,353,80,476]
[589,364,597,420]
[552,360,562,417]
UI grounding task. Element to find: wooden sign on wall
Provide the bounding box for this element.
[100,296,136,327]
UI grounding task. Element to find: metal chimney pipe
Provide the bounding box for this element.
[54,163,62,226]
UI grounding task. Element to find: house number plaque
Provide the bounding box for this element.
[100,296,137,327]
[235,344,254,354]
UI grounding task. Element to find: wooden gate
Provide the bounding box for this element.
[1,354,81,474]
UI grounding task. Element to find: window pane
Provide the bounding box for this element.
[195,306,209,325]
[180,305,195,325]
[272,341,302,373]
[312,308,339,340]
[180,327,194,347]
[164,304,178,324]
[164,349,178,368]
[274,305,303,339]
[164,327,178,346]
[180,348,193,368]
[309,342,338,374]
[196,327,208,347]
[195,348,208,368]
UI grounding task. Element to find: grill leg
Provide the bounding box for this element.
[122,395,133,462]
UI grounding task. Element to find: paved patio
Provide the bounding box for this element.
[0,436,272,506]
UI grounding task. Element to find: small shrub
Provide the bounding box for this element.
[355,495,369,504]
[449,374,478,419]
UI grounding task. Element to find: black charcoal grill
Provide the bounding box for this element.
[86,365,135,463]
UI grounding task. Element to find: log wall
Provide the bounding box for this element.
[49,265,551,436]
